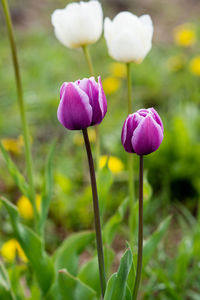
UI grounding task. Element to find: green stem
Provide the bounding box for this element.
[127,63,132,114]
[82,45,100,171]
[1,0,38,222]
[126,63,135,248]
[133,155,143,300]
[82,45,95,76]
[82,128,106,298]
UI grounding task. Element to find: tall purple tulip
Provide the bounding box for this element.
[57,76,107,130]
[121,108,164,155]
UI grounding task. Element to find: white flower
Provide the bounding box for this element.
[51,0,103,49]
[104,12,154,63]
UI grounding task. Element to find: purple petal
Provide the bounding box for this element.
[149,107,164,132]
[57,83,92,130]
[60,82,68,99]
[131,115,163,155]
[121,113,142,153]
[93,76,107,125]
[137,108,149,117]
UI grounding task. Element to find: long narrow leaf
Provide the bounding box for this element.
[0,142,30,198]
[39,142,56,232]
[0,197,55,296]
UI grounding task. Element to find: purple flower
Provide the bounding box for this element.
[57,76,107,130]
[121,108,164,155]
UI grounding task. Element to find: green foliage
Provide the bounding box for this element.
[143,215,171,268]
[39,141,56,233]
[0,198,54,296]
[0,143,30,199]
[58,269,97,300]
[104,248,132,300]
[0,262,16,300]
[54,231,95,275]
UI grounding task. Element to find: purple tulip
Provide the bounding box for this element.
[121,108,164,155]
[57,76,107,130]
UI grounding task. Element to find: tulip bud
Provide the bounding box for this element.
[121,108,164,155]
[51,0,103,49]
[57,76,107,130]
[104,12,153,63]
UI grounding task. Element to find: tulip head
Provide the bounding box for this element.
[104,12,153,63]
[51,0,103,49]
[57,76,107,130]
[121,108,164,155]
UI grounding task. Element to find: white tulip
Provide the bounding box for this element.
[104,12,154,63]
[51,0,103,49]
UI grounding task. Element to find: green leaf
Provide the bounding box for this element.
[58,269,97,300]
[104,248,133,300]
[103,197,129,245]
[173,237,192,286]
[39,142,56,232]
[54,231,95,275]
[0,262,16,300]
[143,215,171,268]
[0,197,54,296]
[78,247,115,296]
[0,142,30,198]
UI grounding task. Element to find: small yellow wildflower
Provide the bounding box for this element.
[189,56,200,76]
[109,63,126,78]
[102,77,121,95]
[17,194,41,220]
[1,239,27,262]
[173,24,196,47]
[166,55,186,72]
[99,155,124,174]
[73,128,96,146]
[1,135,24,155]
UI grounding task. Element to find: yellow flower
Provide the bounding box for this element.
[109,63,126,78]
[1,239,27,262]
[173,24,196,47]
[189,56,200,76]
[102,77,121,95]
[99,155,124,174]
[73,128,96,146]
[1,135,24,155]
[166,55,186,72]
[17,194,41,220]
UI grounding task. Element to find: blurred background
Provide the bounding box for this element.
[0,0,200,299]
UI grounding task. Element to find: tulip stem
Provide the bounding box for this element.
[133,155,143,300]
[1,0,38,224]
[82,128,106,298]
[82,45,100,171]
[127,63,132,114]
[82,45,95,76]
[126,62,135,249]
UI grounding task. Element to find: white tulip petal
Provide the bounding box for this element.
[104,11,154,63]
[51,0,103,49]
[140,14,154,41]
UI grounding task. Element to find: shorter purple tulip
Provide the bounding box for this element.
[57,76,107,130]
[121,108,164,155]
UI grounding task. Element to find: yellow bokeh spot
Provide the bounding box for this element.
[189,56,200,76]
[1,135,24,155]
[73,128,96,146]
[109,63,126,78]
[99,155,124,174]
[17,194,41,220]
[102,77,121,95]
[1,239,27,262]
[173,24,196,47]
